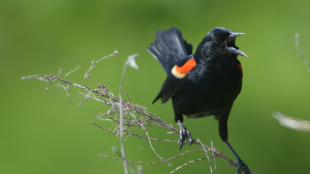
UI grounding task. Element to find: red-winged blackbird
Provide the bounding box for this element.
[146,27,250,174]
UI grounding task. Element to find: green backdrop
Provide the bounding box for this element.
[1,0,310,173]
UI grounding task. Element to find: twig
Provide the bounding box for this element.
[211,140,217,174]
[77,92,91,106]
[295,33,310,70]
[197,139,213,174]
[169,157,209,174]
[139,140,147,151]
[23,71,252,172]
[124,89,131,103]
[119,56,129,174]
[83,51,118,86]
[111,147,137,174]
[137,166,144,174]
[98,149,204,165]
[65,65,80,80]
[118,53,139,174]
[22,51,256,174]
[58,68,62,78]
[91,121,178,142]
[61,83,71,103]
[130,113,169,166]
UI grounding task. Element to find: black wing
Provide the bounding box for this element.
[152,74,186,104]
[152,56,195,104]
[146,27,193,75]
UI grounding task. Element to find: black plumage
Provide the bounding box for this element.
[146,27,250,174]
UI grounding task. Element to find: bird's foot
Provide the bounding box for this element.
[225,141,250,174]
[236,159,250,174]
[177,122,193,152]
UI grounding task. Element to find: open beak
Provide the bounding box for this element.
[226,32,248,57]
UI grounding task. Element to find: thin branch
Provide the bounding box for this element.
[112,146,136,174]
[61,83,71,103]
[91,121,178,142]
[295,33,310,70]
[83,51,118,85]
[58,68,62,78]
[98,149,204,165]
[44,72,57,91]
[272,36,310,132]
[22,51,255,174]
[65,65,80,81]
[119,57,129,174]
[77,92,91,106]
[211,140,217,174]
[124,89,131,103]
[129,112,169,166]
[137,166,144,174]
[139,140,147,151]
[22,72,252,173]
[197,139,213,174]
[169,157,209,174]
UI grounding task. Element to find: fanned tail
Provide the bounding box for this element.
[146,27,193,75]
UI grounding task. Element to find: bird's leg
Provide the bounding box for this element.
[177,120,193,152]
[225,141,250,174]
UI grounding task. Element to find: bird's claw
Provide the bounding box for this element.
[178,125,193,152]
[236,159,250,174]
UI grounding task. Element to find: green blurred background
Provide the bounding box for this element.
[1,0,310,173]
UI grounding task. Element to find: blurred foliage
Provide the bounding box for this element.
[1,0,310,173]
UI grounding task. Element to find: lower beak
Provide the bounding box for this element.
[226,32,248,57]
[226,47,248,57]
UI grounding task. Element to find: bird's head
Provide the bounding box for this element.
[196,27,247,60]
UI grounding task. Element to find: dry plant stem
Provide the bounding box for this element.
[129,113,169,166]
[197,139,213,174]
[211,140,217,174]
[137,166,144,174]
[61,83,71,103]
[295,33,310,70]
[58,68,62,78]
[91,121,177,142]
[22,73,252,173]
[169,157,209,174]
[21,51,255,174]
[65,65,80,80]
[119,61,129,174]
[83,51,118,85]
[98,149,204,165]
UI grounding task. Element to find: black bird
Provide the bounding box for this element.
[146,27,250,174]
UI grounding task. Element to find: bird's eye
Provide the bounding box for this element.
[214,37,221,43]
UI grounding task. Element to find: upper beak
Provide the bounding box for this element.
[226,32,248,57]
[228,32,245,40]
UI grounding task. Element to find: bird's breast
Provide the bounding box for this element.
[173,60,242,114]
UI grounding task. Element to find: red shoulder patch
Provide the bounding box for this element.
[172,59,196,78]
[238,63,243,77]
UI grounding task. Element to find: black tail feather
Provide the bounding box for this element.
[146,27,193,75]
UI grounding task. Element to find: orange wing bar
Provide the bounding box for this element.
[172,59,196,79]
